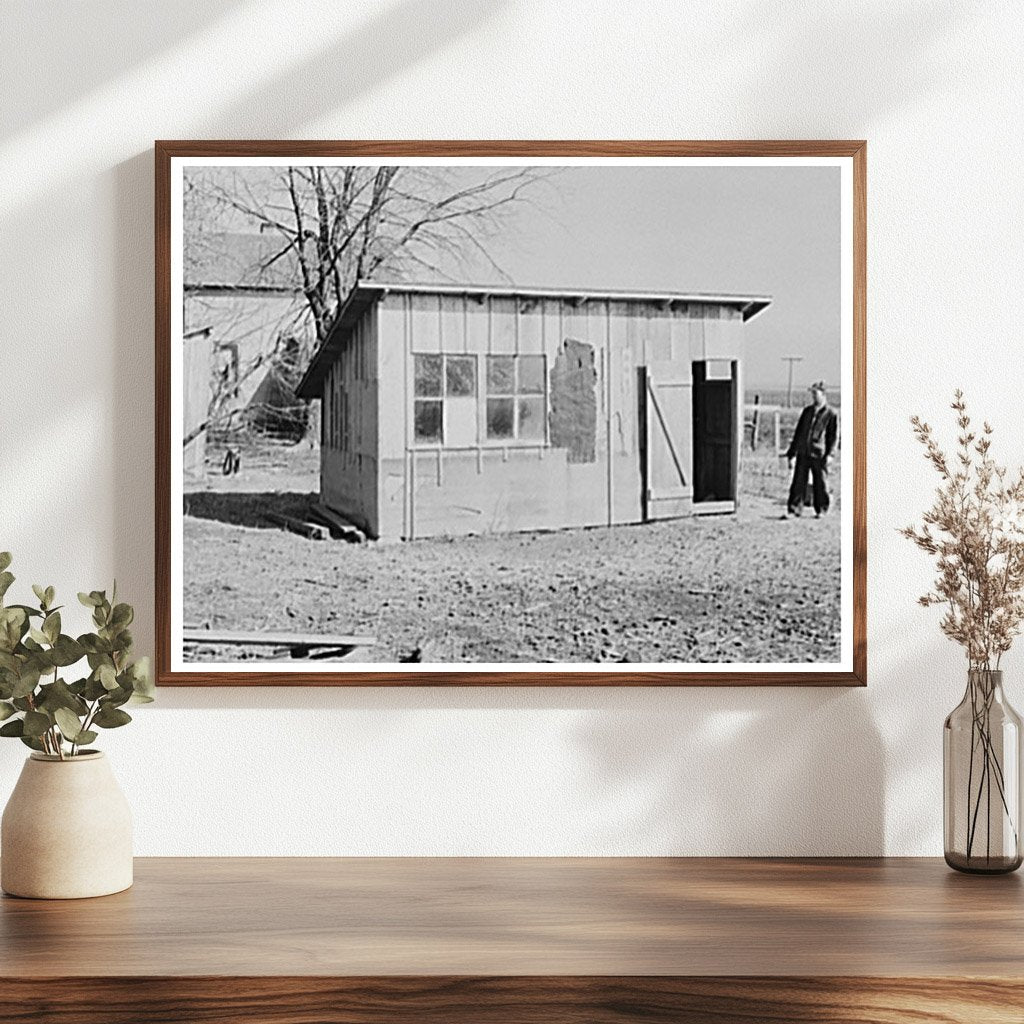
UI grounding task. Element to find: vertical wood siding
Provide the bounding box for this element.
[334,291,748,541]
[320,303,380,536]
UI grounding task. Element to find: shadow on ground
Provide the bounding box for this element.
[183,490,316,530]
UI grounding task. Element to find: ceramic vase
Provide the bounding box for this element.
[1,751,133,898]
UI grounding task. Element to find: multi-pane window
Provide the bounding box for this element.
[413,354,477,445]
[486,354,546,441]
[412,353,548,446]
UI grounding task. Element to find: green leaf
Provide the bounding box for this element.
[49,635,85,668]
[0,606,27,651]
[36,678,88,717]
[110,603,133,629]
[0,701,16,721]
[80,635,111,656]
[83,675,108,701]
[31,584,49,609]
[22,711,51,738]
[0,572,14,601]
[104,684,132,708]
[78,592,99,608]
[6,604,41,619]
[113,629,134,655]
[0,719,24,737]
[11,664,41,699]
[44,586,55,609]
[0,552,11,573]
[42,611,60,644]
[92,705,131,729]
[53,707,85,741]
[28,627,49,646]
[74,730,97,747]
[98,663,118,690]
[19,734,45,752]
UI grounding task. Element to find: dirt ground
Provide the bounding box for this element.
[183,449,841,665]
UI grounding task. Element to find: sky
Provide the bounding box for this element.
[462,164,842,391]
[191,162,842,392]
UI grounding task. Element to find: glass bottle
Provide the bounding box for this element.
[944,669,1022,873]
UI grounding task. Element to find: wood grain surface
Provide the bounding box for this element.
[155,139,867,687]
[0,976,1022,1024]
[1,857,1019,1023]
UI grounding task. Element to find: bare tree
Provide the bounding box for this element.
[188,164,552,347]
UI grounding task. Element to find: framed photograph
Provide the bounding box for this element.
[156,141,865,686]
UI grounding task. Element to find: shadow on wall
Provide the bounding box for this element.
[731,0,975,133]
[0,1,246,139]
[201,0,509,138]
[572,687,885,856]
[146,680,886,856]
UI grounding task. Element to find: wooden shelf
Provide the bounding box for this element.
[2,857,1021,1022]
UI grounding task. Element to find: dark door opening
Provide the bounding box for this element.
[692,360,737,506]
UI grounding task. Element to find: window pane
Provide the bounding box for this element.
[487,355,515,394]
[414,400,443,442]
[518,355,545,395]
[446,396,477,446]
[486,398,514,439]
[518,397,546,440]
[414,355,443,397]
[446,356,476,397]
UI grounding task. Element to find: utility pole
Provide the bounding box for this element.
[782,356,803,408]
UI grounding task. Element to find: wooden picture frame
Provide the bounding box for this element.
[156,140,866,686]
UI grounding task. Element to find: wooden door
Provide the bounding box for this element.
[641,362,693,520]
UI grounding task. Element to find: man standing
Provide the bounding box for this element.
[785,381,838,518]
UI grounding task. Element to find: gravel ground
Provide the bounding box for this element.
[182,484,841,665]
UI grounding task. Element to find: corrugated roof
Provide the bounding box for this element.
[296,280,772,399]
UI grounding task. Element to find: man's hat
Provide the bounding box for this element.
[809,381,828,393]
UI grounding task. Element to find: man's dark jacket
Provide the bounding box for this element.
[786,403,838,460]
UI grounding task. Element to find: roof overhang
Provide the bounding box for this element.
[296,285,383,399]
[296,281,772,399]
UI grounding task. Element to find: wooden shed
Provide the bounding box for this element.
[296,282,771,541]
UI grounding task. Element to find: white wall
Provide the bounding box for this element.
[1,0,1021,856]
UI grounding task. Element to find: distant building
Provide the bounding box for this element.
[182,233,313,479]
[297,282,771,540]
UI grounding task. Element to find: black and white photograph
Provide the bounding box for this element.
[162,147,859,681]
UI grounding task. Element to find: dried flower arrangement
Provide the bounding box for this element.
[902,390,1024,667]
[903,390,1024,869]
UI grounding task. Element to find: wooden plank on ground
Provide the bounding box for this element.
[309,503,367,542]
[183,629,376,653]
[263,512,329,541]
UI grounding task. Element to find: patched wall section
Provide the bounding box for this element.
[549,338,597,463]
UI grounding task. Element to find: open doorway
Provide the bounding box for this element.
[692,360,737,510]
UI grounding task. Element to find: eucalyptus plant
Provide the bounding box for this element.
[0,552,153,759]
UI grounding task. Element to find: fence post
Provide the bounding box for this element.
[751,394,760,451]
